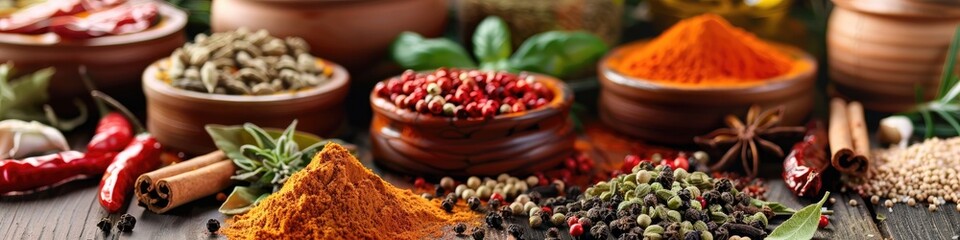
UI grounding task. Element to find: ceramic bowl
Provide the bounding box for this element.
[598,41,817,145]
[211,0,448,70]
[370,73,575,177]
[828,1,960,112]
[143,58,350,155]
[0,2,186,104]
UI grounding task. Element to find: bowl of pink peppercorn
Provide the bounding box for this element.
[370,68,575,177]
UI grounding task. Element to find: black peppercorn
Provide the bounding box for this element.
[507,224,524,239]
[584,197,601,209]
[629,226,644,235]
[485,212,503,229]
[587,207,604,222]
[499,206,514,220]
[116,214,136,232]
[454,223,467,235]
[761,205,775,219]
[441,198,455,213]
[602,209,617,223]
[684,208,701,222]
[567,202,582,212]
[578,217,594,229]
[677,189,692,201]
[554,206,568,215]
[684,230,702,240]
[643,194,658,206]
[731,211,746,224]
[656,166,674,186]
[611,194,624,205]
[715,179,733,193]
[629,204,643,216]
[620,232,640,240]
[616,208,632,219]
[720,192,735,204]
[488,198,502,210]
[590,222,609,239]
[96,217,111,233]
[529,191,542,205]
[543,198,557,207]
[714,226,730,240]
[702,190,721,205]
[435,184,445,197]
[610,217,636,237]
[471,226,485,240]
[736,192,751,206]
[567,186,582,197]
[707,222,719,232]
[555,196,568,204]
[445,193,458,203]
[547,227,561,238]
[468,197,481,211]
[639,161,654,170]
[206,219,220,233]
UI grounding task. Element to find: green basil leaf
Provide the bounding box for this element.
[767,192,831,240]
[473,16,512,69]
[219,186,269,215]
[508,31,608,78]
[391,32,476,71]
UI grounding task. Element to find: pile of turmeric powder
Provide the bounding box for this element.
[223,143,479,239]
[611,14,801,85]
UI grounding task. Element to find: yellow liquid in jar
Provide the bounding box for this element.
[650,0,793,39]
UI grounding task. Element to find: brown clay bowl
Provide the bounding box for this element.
[211,0,448,70]
[370,73,575,177]
[143,58,350,155]
[598,41,816,145]
[0,2,186,104]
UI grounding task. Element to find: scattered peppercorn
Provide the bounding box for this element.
[116,214,136,232]
[441,198,455,212]
[468,197,481,211]
[547,227,560,238]
[96,217,111,233]
[206,219,220,233]
[884,200,894,208]
[907,198,917,207]
[434,184,445,197]
[529,215,543,228]
[472,226,485,240]
[590,222,609,239]
[849,199,859,207]
[829,197,836,205]
[453,223,467,235]
[871,195,880,204]
[507,224,524,239]
[440,177,455,190]
[485,212,504,229]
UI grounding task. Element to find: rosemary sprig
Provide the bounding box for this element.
[902,26,960,138]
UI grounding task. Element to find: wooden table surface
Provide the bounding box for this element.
[2,124,959,240]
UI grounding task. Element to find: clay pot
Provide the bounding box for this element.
[598,41,816,145]
[211,0,448,70]
[143,58,350,155]
[370,73,575,177]
[828,0,960,112]
[0,2,186,104]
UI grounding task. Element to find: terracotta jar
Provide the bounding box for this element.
[0,2,186,104]
[598,41,816,145]
[828,0,960,112]
[211,0,448,70]
[143,58,350,155]
[370,73,575,177]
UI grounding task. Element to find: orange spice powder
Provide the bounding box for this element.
[611,14,796,85]
[223,143,479,239]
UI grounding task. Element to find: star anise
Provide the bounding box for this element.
[694,105,805,177]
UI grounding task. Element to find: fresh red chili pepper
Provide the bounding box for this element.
[50,2,158,39]
[783,123,829,197]
[0,0,126,34]
[0,151,117,195]
[98,134,161,213]
[86,112,134,153]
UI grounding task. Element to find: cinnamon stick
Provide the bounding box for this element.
[135,151,234,213]
[828,98,870,176]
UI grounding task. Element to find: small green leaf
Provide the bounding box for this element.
[473,16,512,68]
[767,192,831,240]
[876,213,886,222]
[508,31,608,78]
[219,186,269,215]
[390,32,476,71]
[750,199,797,216]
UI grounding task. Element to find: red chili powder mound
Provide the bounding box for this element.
[223,143,479,239]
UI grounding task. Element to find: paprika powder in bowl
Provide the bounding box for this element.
[598,14,816,145]
[143,58,350,155]
[0,2,186,105]
[370,69,575,177]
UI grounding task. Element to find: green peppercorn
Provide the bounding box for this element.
[701,230,714,240]
[637,214,652,228]
[690,199,703,210]
[710,211,728,223]
[686,186,701,199]
[529,215,544,228]
[650,182,664,192]
[694,221,708,231]
[668,196,683,209]
[749,212,768,228]
[673,168,690,181]
[645,225,665,235]
[680,221,694,236]
[666,210,682,222]
[600,191,613,202]
[551,213,566,225]
[656,189,677,202]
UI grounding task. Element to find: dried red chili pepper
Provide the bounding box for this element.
[0,151,117,195]
[50,2,158,39]
[0,0,126,34]
[91,91,163,213]
[783,123,829,197]
[87,112,133,153]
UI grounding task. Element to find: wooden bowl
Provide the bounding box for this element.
[370,73,575,177]
[143,58,350,155]
[211,0,448,70]
[827,3,960,112]
[0,2,186,104]
[598,41,816,145]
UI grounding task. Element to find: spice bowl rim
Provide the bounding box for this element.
[369,70,574,125]
[599,40,817,94]
[143,57,350,104]
[0,2,186,47]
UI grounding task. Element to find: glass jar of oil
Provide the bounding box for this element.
[650,0,793,39]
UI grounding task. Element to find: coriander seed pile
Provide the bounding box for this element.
[858,137,960,208]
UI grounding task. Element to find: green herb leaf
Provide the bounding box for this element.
[473,16,512,70]
[750,199,798,216]
[767,192,830,240]
[219,186,269,215]
[0,65,55,120]
[390,32,476,71]
[937,26,960,101]
[508,31,608,78]
[876,213,886,222]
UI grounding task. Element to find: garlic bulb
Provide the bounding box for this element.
[0,119,69,159]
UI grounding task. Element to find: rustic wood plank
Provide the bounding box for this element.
[763,179,884,240]
[872,202,960,240]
